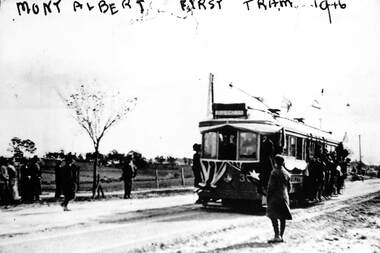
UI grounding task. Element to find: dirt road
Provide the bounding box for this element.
[0,179,379,253]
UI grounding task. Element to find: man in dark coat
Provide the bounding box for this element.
[121,154,136,199]
[29,156,41,201]
[0,157,10,205]
[19,158,33,202]
[266,155,292,243]
[192,144,202,187]
[61,155,78,211]
[54,159,63,198]
[260,136,274,195]
[7,159,20,203]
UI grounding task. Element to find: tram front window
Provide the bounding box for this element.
[218,132,237,160]
[239,132,258,160]
[203,132,218,158]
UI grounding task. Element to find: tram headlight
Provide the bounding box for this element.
[223,173,232,183]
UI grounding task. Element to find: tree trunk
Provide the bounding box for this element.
[92,145,99,197]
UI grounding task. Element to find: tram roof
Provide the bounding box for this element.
[199,117,340,145]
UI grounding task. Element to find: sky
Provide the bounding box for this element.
[0,0,379,163]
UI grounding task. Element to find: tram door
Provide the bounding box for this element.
[218,129,237,160]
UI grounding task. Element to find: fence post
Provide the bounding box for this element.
[155,168,159,188]
[181,167,185,186]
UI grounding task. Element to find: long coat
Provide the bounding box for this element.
[121,161,136,182]
[259,138,274,192]
[29,162,41,196]
[61,163,78,200]
[192,152,202,187]
[7,165,20,201]
[266,168,292,220]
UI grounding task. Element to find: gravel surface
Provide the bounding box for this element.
[0,179,379,253]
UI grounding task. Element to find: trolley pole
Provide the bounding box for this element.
[207,73,214,118]
[359,134,362,163]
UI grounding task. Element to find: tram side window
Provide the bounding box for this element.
[289,136,296,157]
[310,141,315,158]
[296,137,303,160]
[303,140,307,160]
[203,132,218,159]
[238,132,258,160]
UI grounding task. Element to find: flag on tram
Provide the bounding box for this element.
[281,97,292,112]
[342,132,349,143]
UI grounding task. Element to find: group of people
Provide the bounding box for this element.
[0,150,138,210]
[0,154,79,211]
[303,145,348,202]
[0,156,41,205]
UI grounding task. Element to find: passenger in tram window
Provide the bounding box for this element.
[219,133,236,160]
[266,155,292,243]
[259,136,274,195]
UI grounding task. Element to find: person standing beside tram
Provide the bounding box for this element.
[192,144,202,187]
[259,136,274,195]
[192,143,203,204]
[266,155,292,243]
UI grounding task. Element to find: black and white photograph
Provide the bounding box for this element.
[0,0,379,252]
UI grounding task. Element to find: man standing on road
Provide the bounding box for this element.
[29,156,41,201]
[54,159,63,198]
[192,143,203,204]
[61,155,78,211]
[192,144,202,187]
[121,154,136,199]
[266,155,292,243]
[0,157,10,205]
[7,159,20,203]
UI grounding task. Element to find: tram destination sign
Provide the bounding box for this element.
[212,103,247,119]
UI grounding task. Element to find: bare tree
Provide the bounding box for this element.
[62,85,137,196]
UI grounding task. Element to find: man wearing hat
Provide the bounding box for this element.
[192,144,202,187]
[54,159,63,198]
[266,155,292,243]
[61,154,78,211]
[121,153,137,199]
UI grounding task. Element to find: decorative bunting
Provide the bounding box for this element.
[199,159,261,188]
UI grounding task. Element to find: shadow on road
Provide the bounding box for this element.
[199,241,272,252]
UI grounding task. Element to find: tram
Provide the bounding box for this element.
[197,102,340,207]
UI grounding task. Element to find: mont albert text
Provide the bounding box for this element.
[15,0,347,24]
